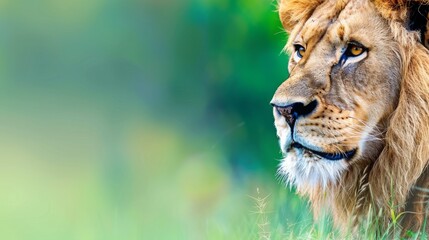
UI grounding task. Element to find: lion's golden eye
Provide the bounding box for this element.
[294,44,306,58]
[345,43,366,57]
[350,46,363,56]
[298,46,305,57]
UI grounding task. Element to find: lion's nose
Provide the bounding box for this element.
[271,100,318,128]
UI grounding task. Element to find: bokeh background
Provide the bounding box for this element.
[0,0,315,239]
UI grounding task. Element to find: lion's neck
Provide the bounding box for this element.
[304,161,374,227]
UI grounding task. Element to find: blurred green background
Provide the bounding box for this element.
[0,0,314,239]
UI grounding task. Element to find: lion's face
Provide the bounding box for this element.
[272,0,401,188]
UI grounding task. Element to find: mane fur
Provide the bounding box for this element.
[278,0,429,232]
[368,34,429,225]
[278,0,325,31]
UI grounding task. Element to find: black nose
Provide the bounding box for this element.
[272,100,318,128]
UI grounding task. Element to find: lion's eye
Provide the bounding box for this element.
[339,42,368,67]
[344,43,366,57]
[350,46,363,56]
[297,46,306,57]
[293,44,306,62]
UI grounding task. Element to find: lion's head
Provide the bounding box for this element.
[272,0,429,232]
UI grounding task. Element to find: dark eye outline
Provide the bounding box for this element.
[338,41,368,66]
[344,42,367,58]
[293,44,306,58]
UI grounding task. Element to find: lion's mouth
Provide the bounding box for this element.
[290,142,356,161]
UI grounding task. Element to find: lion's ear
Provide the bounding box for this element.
[407,2,429,48]
[278,0,324,33]
[374,0,429,48]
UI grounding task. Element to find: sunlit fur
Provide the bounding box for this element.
[274,0,429,233]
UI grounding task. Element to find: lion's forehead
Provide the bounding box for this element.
[292,0,374,53]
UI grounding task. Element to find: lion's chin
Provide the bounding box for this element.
[277,148,348,190]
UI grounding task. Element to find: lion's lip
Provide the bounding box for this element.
[291,142,356,161]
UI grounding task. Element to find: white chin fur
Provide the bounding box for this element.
[277,149,348,190]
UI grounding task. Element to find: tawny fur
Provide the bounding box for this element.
[274,0,429,233]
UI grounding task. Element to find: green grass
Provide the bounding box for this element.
[206,187,429,240]
[198,183,428,240]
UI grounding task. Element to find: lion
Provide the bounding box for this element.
[271,0,429,234]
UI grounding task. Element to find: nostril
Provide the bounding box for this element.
[295,100,318,117]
